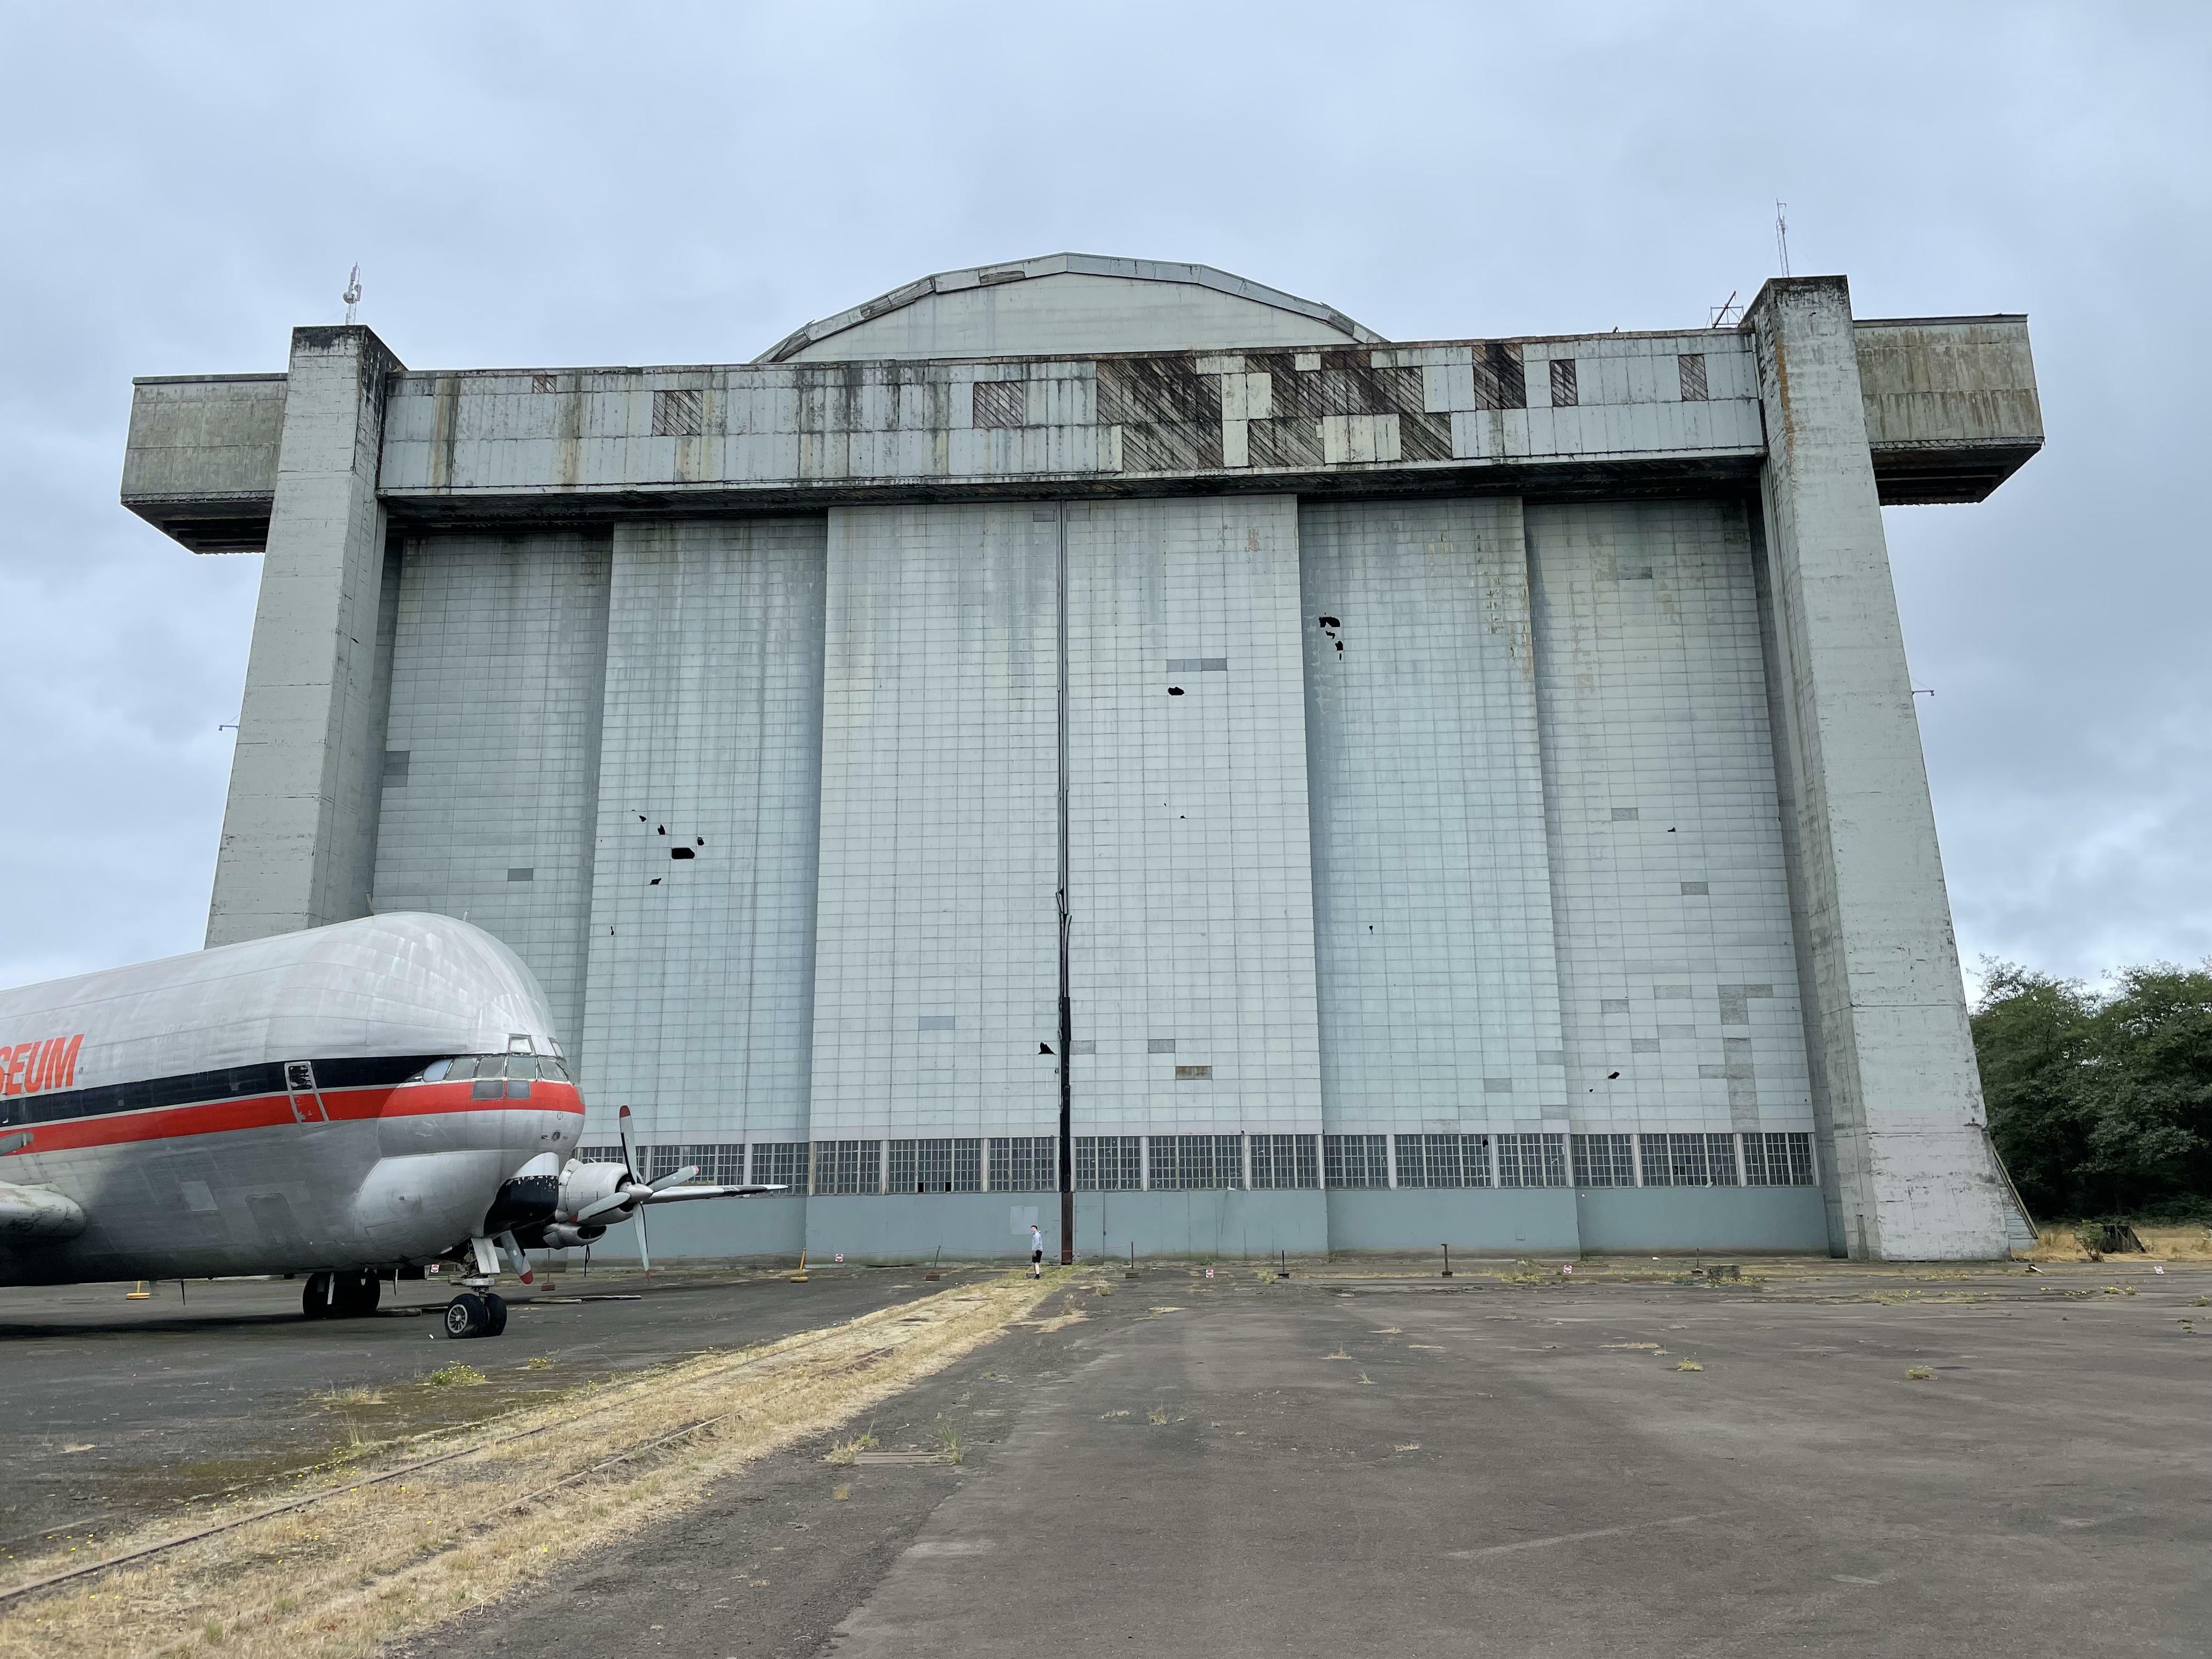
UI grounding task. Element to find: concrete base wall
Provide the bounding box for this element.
[1077,1191,1328,1261]
[1574,1188,1829,1254]
[580,1186,1844,1262]
[591,1195,807,1264]
[1327,1189,1579,1253]
[804,1194,1062,1264]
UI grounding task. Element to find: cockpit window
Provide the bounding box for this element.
[411,1053,569,1084]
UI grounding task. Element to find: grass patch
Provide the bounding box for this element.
[312,1387,386,1410]
[826,1430,880,1465]
[0,1272,1053,1659]
[424,1363,488,1389]
[1906,1365,1934,1381]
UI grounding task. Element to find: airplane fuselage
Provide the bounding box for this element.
[0,1058,580,1285]
[0,913,583,1290]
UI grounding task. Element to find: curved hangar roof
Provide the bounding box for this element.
[755,253,1384,364]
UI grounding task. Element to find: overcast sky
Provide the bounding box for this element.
[2,2,2205,997]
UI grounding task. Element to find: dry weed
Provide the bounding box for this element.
[312,1389,385,1412]
[0,1272,1053,1659]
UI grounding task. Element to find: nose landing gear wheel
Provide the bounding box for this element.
[443,1292,489,1338]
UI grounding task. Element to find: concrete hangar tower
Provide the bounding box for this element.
[123,256,2044,1263]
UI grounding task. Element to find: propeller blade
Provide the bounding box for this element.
[575,1189,634,1223]
[496,1230,535,1286]
[635,1200,652,1276]
[647,1164,699,1193]
[617,1104,641,1182]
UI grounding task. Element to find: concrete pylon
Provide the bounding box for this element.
[206,325,402,946]
[1746,276,2008,1260]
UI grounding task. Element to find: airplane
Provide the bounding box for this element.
[0,912,774,1338]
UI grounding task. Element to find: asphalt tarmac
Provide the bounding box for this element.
[397,1259,2211,1659]
[0,1264,967,1556]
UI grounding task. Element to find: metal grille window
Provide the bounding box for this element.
[651,387,704,437]
[1393,1133,1491,1189]
[1147,1133,1244,1190]
[888,1137,984,1193]
[1075,1135,1143,1191]
[1743,1131,1816,1187]
[1549,358,1578,408]
[811,1139,882,1196]
[988,1136,1057,1192]
[680,1144,744,1184]
[1249,1133,1319,1190]
[1496,1132,1568,1188]
[1323,1133,1389,1189]
[1572,1132,1635,1188]
[1678,353,1709,402]
[750,1142,805,1188]
[1640,1132,1736,1187]
[972,380,1026,428]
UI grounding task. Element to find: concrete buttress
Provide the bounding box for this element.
[207,325,402,946]
[1747,277,2008,1260]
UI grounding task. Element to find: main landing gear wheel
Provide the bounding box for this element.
[302,1272,332,1320]
[443,1291,508,1338]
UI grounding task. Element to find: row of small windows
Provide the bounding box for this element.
[403,1053,572,1102]
[580,1131,1815,1193]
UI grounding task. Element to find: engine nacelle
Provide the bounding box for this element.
[557,1159,631,1222]
[0,1182,88,1241]
[537,1223,605,1249]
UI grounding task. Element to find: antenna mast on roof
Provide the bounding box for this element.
[342,264,362,325]
[1774,202,1791,278]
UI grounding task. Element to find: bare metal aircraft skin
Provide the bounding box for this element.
[0,913,762,1337]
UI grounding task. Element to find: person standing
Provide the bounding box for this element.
[1029,1222,1044,1278]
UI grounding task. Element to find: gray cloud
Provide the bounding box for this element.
[3,1,2206,991]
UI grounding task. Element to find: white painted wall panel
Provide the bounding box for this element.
[1068,495,1323,1136]
[370,532,610,1046]
[810,504,1060,1141]
[1300,499,1567,1132]
[1526,501,1812,1135]
[578,518,826,1147]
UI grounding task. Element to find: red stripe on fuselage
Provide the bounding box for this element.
[1,1081,584,1155]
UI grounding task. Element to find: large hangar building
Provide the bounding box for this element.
[121,256,2044,1261]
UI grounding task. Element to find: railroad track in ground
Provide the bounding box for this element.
[0,1283,1012,1612]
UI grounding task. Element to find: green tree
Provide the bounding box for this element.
[1973,958,2212,1218]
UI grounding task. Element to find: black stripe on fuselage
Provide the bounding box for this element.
[3,1055,447,1129]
